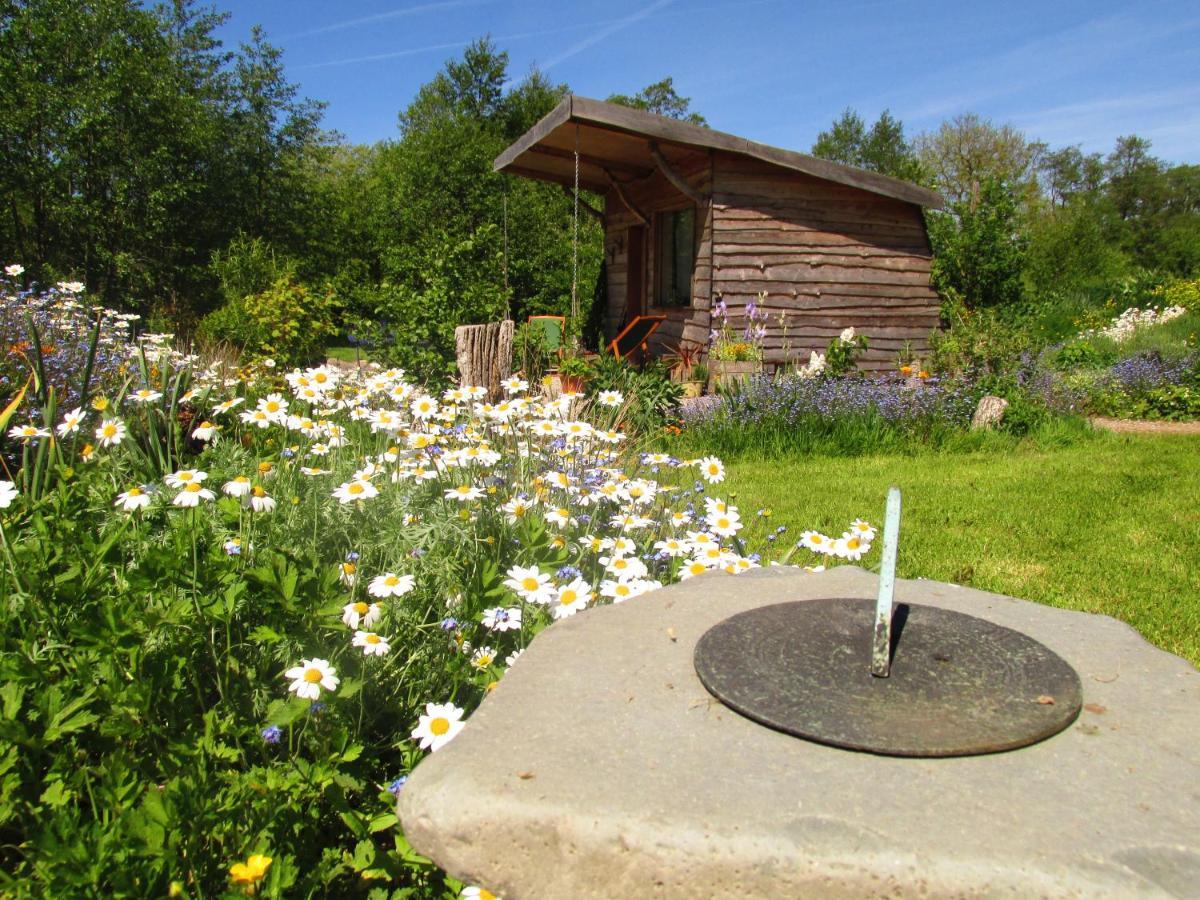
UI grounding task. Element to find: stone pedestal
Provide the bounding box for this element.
[398,566,1200,898]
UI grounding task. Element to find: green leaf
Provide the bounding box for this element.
[265,697,310,728]
[39,780,73,809]
[43,692,98,743]
[368,812,398,833]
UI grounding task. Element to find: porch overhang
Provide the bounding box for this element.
[493,95,944,209]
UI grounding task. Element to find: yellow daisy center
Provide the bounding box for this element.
[102,424,116,437]
[365,634,381,644]
[348,483,364,495]
[303,668,323,683]
[560,590,577,605]
[353,602,368,614]
[521,577,539,592]
[252,486,267,498]
[430,717,450,736]
[184,483,201,493]
[128,487,142,496]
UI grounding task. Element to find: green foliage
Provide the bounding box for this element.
[606,77,706,125]
[824,330,869,378]
[0,0,327,316]
[811,108,925,182]
[929,299,1036,374]
[587,353,682,433]
[199,275,338,367]
[928,177,1027,309]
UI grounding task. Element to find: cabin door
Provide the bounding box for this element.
[624,224,645,325]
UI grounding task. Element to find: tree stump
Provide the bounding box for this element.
[454,320,514,399]
[971,395,1009,429]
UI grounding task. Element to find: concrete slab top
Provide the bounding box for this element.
[398,566,1200,899]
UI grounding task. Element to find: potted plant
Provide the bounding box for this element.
[664,339,707,398]
[709,295,766,390]
[556,353,591,394]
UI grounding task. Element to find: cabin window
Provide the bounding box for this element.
[655,207,695,307]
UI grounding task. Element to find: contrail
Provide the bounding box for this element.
[279,0,493,41]
[295,20,629,71]
[538,0,676,72]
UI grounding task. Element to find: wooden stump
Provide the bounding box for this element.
[454,320,514,399]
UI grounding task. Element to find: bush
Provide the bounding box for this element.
[198,275,338,368]
[585,352,682,434]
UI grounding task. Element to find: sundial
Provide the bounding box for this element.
[694,488,1083,757]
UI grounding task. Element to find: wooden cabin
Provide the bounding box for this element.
[494,96,944,371]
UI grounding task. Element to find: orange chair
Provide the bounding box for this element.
[608,315,666,361]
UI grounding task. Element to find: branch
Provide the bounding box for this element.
[648,142,707,206]
[603,170,648,226]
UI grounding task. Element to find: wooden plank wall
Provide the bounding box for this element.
[603,150,713,356]
[710,153,940,371]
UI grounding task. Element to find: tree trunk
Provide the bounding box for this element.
[455,319,514,399]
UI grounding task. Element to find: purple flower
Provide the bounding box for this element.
[261,725,282,744]
[387,776,409,796]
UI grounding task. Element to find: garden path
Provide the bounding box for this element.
[1089,416,1200,434]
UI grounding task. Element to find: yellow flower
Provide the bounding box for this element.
[90,396,109,411]
[229,853,272,886]
[258,461,273,475]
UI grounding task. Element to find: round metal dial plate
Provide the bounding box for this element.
[694,598,1083,757]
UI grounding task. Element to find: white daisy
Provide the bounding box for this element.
[284,658,339,700]
[368,573,416,598]
[353,631,391,657]
[411,702,465,752]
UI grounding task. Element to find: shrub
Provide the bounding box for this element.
[198,275,338,368]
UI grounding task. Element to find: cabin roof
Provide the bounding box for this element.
[493,95,943,209]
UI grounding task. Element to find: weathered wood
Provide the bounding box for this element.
[455,320,514,399]
[532,143,653,179]
[494,96,942,207]
[605,174,648,226]
[560,185,603,222]
[648,142,708,205]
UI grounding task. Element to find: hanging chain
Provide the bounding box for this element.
[502,186,509,294]
[571,123,580,323]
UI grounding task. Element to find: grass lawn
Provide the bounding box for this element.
[324,344,364,362]
[726,433,1200,666]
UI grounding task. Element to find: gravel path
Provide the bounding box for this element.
[1089,416,1200,435]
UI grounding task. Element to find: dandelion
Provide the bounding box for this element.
[342,600,381,629]
[353,631,391,656]
[412,701,465,752]
[56,407,85,438]
[332,479,379,503]
[94,418,126,447]
[283,658,339,700]
[115,486,152,512]
[0,481,17,509]
[229,854,272,888]
[368,572,416,598]
[248,486,276,514]
[173,482,215,507]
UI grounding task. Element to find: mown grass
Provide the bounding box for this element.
[324,344,364,362]
[726,433,1200,666]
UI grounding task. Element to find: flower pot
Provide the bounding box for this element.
[560,374,587,394]
[709,360,762,392]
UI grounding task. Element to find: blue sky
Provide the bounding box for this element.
[215,0,1200,163]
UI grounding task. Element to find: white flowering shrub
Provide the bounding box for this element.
[0,305,873,894]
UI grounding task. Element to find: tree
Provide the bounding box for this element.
[915,113,1044,208]
[607,77,706,125]
[812,108,924,182]
[927,177,1027,308]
